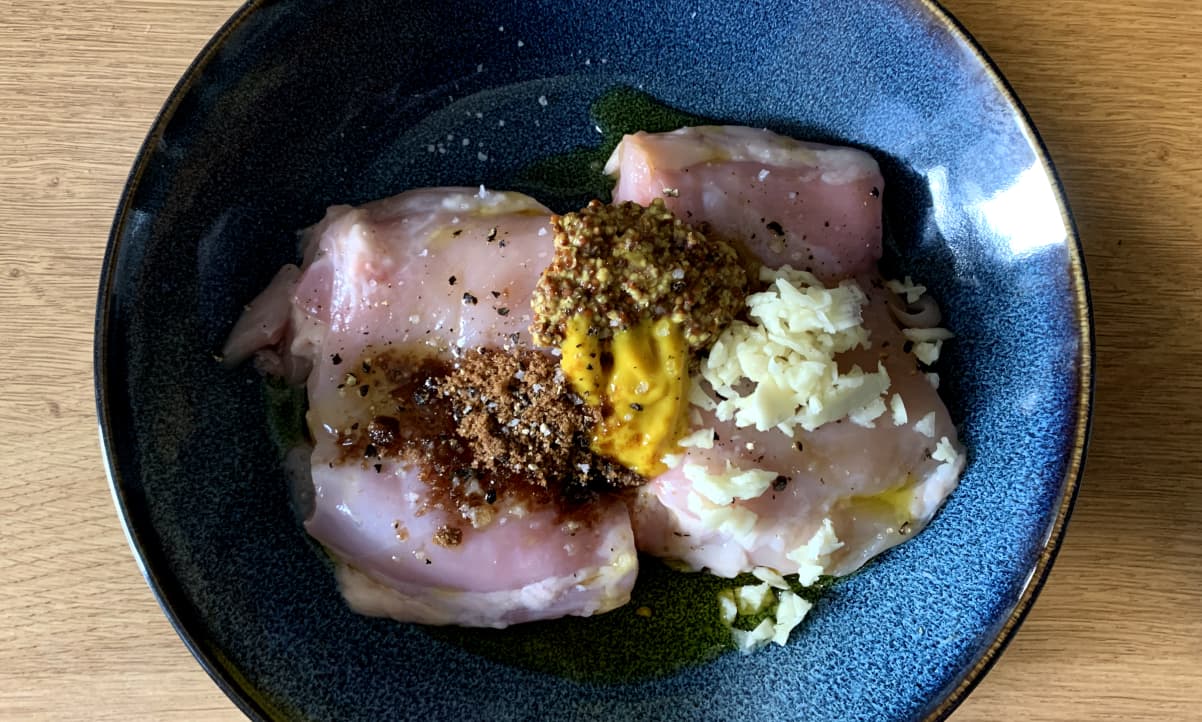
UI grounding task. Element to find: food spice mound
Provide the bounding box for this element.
[435,347,643,491]
[333,349,639,545]
[530,198,747,352]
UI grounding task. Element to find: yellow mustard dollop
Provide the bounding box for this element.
[561,314,690,477]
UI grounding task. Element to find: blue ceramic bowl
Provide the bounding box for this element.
[96,0,1092,719]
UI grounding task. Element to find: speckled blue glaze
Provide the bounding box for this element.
[96,0,1092,720]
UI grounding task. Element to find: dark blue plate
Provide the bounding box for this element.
[96,0,1092,719]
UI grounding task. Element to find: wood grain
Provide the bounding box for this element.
[0,0,1197,719]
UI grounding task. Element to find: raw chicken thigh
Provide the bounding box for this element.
[226,125,965,632]
[607,125,884,283]
[225,188,637,627]
[609,126,963,579]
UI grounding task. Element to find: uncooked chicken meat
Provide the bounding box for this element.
[226,126,964,629]
[608,126,963,580]
[225,188,638,628]
[607,125,884,283]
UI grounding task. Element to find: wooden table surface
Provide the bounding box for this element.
[2,1,1199,719]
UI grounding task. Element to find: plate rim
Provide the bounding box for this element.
[912,0,1094,717]
[95,4,281,718]
[92,0,1095,719]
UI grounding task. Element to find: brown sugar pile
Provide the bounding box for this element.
[435,347,642,490]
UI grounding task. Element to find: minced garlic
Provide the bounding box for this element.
[685,491,758,539]
[914,411,936,438]
[932,436,958,464]
[721,580,815,653]
[772,591,813,645]
[733,618,776,652]
[696,266,891,435]
[676,427,716,449]
[683,461,777,506]
[735,582,775,615]
[886,275,927,304]
[677,460,782,542]
[717,590,738,624]
[890,393,908,426]
[752,566,790,590]
[786,518,844,586]
[903,327,955,366]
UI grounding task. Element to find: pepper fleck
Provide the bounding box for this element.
[463,292,478,305]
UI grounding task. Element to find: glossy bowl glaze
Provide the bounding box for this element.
[96,0,1092,719]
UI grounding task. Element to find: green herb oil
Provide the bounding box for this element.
[514,87,710,204]
[426,558,835,683]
